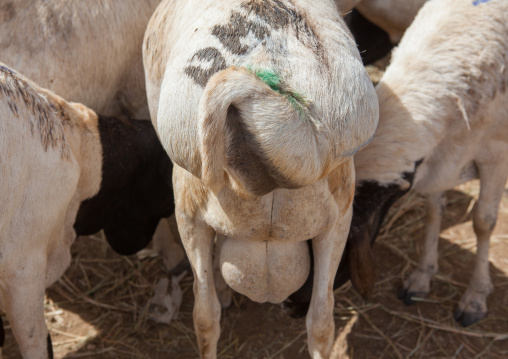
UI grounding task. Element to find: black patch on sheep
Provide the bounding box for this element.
[284,159,423,318]
[344,9,393,65]
[74,116,174,256]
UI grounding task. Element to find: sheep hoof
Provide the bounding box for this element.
[281,299,309,319]
[454,287,490,326]
[454,307,487,327]
[397,287,427,306]
[169,258,191,276]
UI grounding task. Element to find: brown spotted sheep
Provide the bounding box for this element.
[0,0,185,272]
[143,0,379,358]
[0,63,174,358]
[349,0,508,326]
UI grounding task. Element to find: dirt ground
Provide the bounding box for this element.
[3,181,508,359]
[2,65,508,359]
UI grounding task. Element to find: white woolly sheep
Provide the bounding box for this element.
[0,0,185,272]
[143,0,378,357]
[349,0,508,326]
[0,63,174,358]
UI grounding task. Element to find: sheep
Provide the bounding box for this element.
[284,0,508,324]
[0,63,174,358]
[0,0,161,119]
[347,0,508,326]
[0,0,185,271]
[143,0,379,357]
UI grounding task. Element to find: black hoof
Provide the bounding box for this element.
[169,258,191,276]
[397,287,416,305]
[454,307,486,327]
[397,287,407,300]
[281,300,309,319]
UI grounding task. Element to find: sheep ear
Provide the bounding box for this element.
[348,230,376,298]
[398,179,411,191]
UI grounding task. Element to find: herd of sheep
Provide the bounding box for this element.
[0,0,507,358]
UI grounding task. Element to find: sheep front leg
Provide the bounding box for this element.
[175,211,220,359]
[399,192,445,304]
[306,206,352,359]
[1,259,52,359]
[454,165,506,326]
[152,217,185,272]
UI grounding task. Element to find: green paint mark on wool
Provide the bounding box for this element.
[247,67,308,120]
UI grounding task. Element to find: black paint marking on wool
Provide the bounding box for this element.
[243,0,324,60]
[184,0,325,86]
[212,11,270,56]
[184,47,228,87]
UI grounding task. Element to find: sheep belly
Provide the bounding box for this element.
[220,238,310,303]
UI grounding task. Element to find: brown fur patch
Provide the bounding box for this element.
[348,227,376,298]
[328,159,355,214]
[0,66,71,158]
[143,0,174,84]
[174,165,208,217]
[0,2,15,23]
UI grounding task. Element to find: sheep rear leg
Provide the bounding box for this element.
[399,192,445,304]
[175,211,220,359]
[306,207,351,359]
[454,165,505,326]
